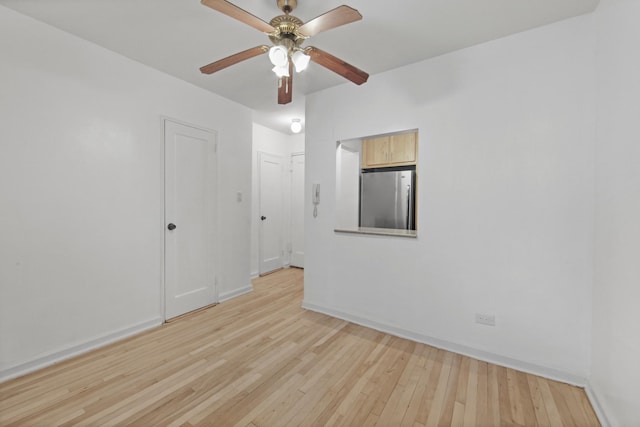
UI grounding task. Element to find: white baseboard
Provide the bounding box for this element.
[0,316,162,383]
[219,284,253,303]
[2,283,255,383]
[302,300,586,387]
[585,382,612,427]
[251,264,290,280]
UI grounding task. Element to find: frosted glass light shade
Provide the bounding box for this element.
[292,50,310,72]
[268,45,289,67]
[272,65,290,78]
[290,119,302,133]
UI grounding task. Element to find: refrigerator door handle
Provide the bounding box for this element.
[407,171,415,230]
[406,184,412,230]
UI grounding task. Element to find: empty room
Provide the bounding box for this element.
[1,0,638,426]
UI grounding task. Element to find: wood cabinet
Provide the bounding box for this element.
[362,132,417,169]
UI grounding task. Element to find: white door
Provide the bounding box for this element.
[258,152,283,275]
[290,153,305,268]
[165,120,217,320]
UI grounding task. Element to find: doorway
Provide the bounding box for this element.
[164,119,218,320]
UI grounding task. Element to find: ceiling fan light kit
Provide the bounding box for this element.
[199,0,369,105]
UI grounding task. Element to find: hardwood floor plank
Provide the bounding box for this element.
[455,356,471,406]
[326,335,392,425]
[0,268,599,427]
[376,342,423,425]
[527,373,552,426]
[438,353,463,426]
[553,386,579,426]
[506,367,526,426]
[487,363,502,427]
[538,376,568,427]
[463,358,478,427]
[399,345,436,427]
[475,361,490,426]
[424,350,455,426]
[452,401,466,426]
[516,370,538,427]
[572,385,600,427]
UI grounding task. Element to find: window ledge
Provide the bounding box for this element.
[334,227,417,238]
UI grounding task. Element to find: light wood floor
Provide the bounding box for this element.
[0,268,599,426]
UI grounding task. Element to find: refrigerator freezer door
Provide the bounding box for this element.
[360,170,414,230]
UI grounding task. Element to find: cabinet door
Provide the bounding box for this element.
[389,133,417,165]
[362,136,390,168]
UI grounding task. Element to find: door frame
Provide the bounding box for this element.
[160,116,219,322]
[290,152,305,268]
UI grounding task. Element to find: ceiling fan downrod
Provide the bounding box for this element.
[277,0,297,14]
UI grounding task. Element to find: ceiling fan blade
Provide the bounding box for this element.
[200,45,269,74]
[278,62,293,105]
[201,0,275,33]
[305,46,369,85]
[297,5,362,38]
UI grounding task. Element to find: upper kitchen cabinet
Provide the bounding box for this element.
[362,132,417,169]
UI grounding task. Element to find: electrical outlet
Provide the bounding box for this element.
[475,313,496,326]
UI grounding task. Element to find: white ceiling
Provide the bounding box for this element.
[1,0,598,135]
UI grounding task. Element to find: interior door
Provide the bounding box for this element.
[258,152,283,275]
[290,153,305,268]
[165,119,217,320]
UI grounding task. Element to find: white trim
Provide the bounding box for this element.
[0,317,162,383]
[160,117,167,321]
[159,115,218,136]
[289,152,305,268]
[301,300,587,387]
[218,284,254,303]
[585,382,612,427]
[250,270,259,279]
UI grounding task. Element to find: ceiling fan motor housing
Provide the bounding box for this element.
[269,15,306,47]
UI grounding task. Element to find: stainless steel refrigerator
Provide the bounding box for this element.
[360,169,416,230]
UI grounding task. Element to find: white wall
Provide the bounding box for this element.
[251,123,304,276]
[590,0,640,425]
[0,7,252,379]
[304,15,595,383]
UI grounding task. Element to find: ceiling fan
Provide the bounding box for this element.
[199,0,369,105]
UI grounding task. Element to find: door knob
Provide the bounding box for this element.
[260,216,267,221]
[167,223,177,230]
